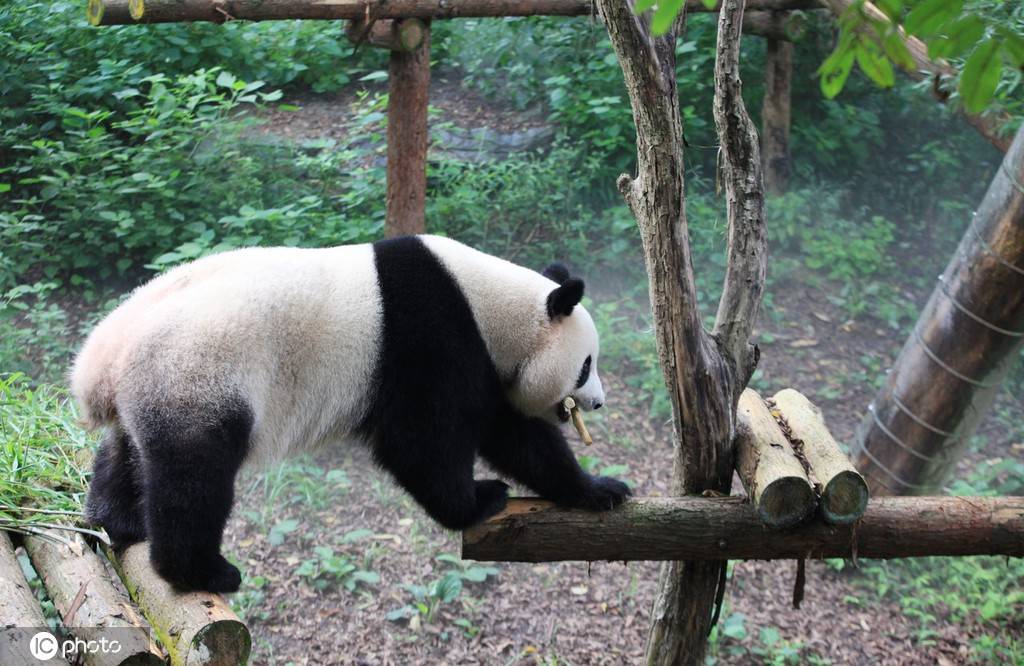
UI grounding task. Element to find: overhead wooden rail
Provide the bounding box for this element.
[87,0,821,24]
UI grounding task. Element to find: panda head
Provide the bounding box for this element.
[509,262,605,424]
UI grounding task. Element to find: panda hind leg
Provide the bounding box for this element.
[136,403,252,593]
[86,426,147,548]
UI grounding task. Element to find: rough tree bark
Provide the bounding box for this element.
[385,20,431,237]
[462,496,1024,561]
[855,125,1024,494]
[87,0,820,25]
[820,0,1012,153]
[591,0,766,662]
[761,37,792,193]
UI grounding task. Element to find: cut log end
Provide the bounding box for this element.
[87,0,104,25]
[758,476,817,527]
[191,619,252,665]
[821,470,870,524]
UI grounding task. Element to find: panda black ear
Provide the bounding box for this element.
[542,262,571,285]
[547,278,584,320]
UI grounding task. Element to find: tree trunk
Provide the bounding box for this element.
[592,0,766,662]
[104,544,250,666]
[346,17,428,52]
[385,21,431,238]
[761,38,792,194]
[462,496,1024,561]
[87,0,820,25]
[855,126,1024,494]
[23,533,163,666]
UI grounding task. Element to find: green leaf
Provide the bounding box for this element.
[904,0,962,39]
[215,70,236,89]
[881,31,916,70]
[959,38,1001,113]
[873,0,902,22]
[631,0,657,14]
[359,71,388,82]
[650,0,684,36]
[855,39,895,87]
[999,29,1024,68]
[928,15,985,60]
[818,37,856,98]
[0,184,10,193]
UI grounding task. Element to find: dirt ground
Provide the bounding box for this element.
[215,79,1023,664]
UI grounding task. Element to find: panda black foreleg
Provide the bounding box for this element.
[374,418,509,530]
[86,426,147,548]
[136,405,251,593]
[480,410,631,511]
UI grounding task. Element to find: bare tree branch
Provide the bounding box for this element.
[711,0,768,388]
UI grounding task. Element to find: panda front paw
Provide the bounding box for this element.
[153,551,242,594]
[569,475,632,512]
[473,479,510,522]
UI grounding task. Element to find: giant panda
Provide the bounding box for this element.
[71,235,630,593]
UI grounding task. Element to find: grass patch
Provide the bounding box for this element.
[0,373,97,539]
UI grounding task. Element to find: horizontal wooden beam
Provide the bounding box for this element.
[462,496,1024,562]
[88,0,821,25]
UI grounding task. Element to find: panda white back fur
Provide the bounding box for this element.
[72,235,629,593]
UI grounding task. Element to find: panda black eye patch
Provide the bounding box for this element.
[576,355,592,389]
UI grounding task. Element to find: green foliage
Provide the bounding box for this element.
[387,554,499,628]
[295,544,380,592]
[822,0,1024,113]
[0,374,97,537]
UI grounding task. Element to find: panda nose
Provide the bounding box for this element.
[592,400,603,410]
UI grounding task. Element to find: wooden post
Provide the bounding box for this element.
[761,37,792,194]
[462,496,1024,561]
[385,20,431,238]
[855,126,1024,494]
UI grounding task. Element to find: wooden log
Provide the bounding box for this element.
[385,20,431,237]
[855,126,1024,494]
[86,0,822,25]
[771,389,868,524]
[23,533,163,666]
[462,496,1024,562]
[346,17,427,52]
[0,532,70,665]
[103,544,250,666]
[761,37,792,193]
[735,390,816,527]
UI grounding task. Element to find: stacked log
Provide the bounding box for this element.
[735,388,868,527]
[0,530,251,666]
